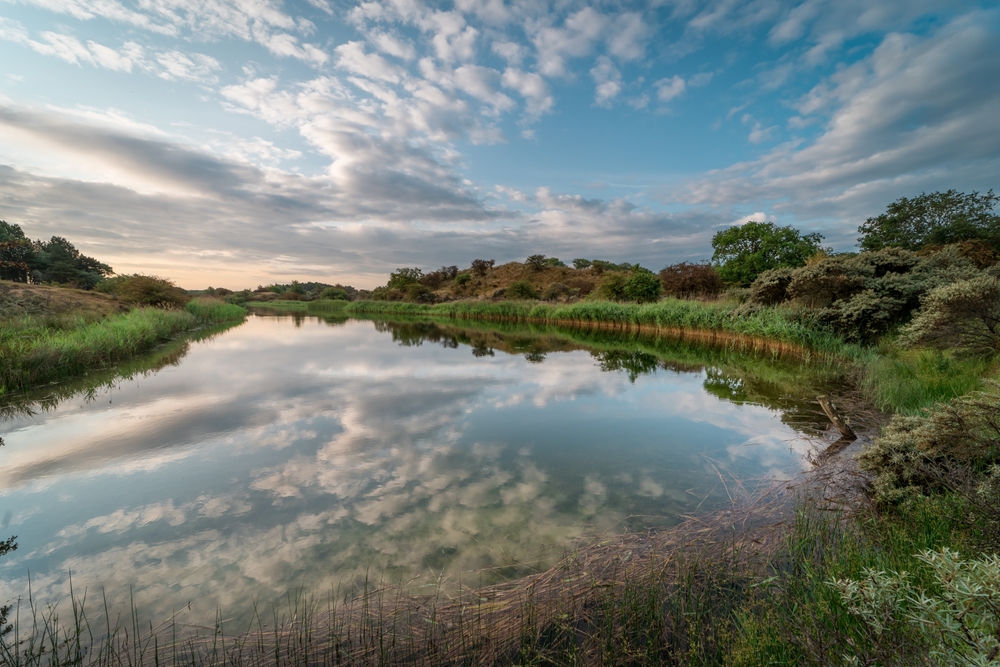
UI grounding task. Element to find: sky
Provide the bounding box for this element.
[0,0,998,289]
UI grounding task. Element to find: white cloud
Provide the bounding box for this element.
[334,41,407,83]
[606,12,650,61]
[156,50,221,82]
[655,75,686,103]
[590,56,621,107]
[501,67,553,121]
[368,30,416,61]
[531,7,607,77]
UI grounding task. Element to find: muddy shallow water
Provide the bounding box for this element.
[0,313,839,624]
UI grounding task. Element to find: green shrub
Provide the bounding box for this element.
[506,280,539,300]
[406,284,435,303]
[858,383,1000,503]
[542,282,573,300]
[454,273,471,286]
[387,267,423,289]
[711,220,825,286]
[832,548,1000,666]
[319,287,350,301]
[623,267,662,303]
[597,272,627,300]
[901,275,1000,357]
[572,258,592,269]
[95,274,191,307]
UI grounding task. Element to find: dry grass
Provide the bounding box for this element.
[0,281,127,320]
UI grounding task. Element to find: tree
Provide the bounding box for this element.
[858,190,1000,253]
[0,221,33,282]
[470,259,494,276]
[30,236,112,288]
[572,258,592,269]
[711,221,825,286]
[525,254,547,271]
[386,267,423,290]
[623,267,662,303]
[659,262,723,299]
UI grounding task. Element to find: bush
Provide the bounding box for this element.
[546,257,566,268]
[406,284,435,303]
[711,221,825,286]
[833,548,1000,666]
[319,287,350,301]
[455,273,471,286]
[280,290,303,301]
[623,267,662,303]
[565,276,595,295]
[597,272,627,300]
[543,282,573,300]
[506,280,539,299]
[94,274,191,307]
[659,262,723,299]
[858,383,1000,503]
[525,254,548,271]
[470,259,494,276]
[859,189,1000,253]
[901,275,1000,356]
[746,267,795,306]
[572,258,592,269]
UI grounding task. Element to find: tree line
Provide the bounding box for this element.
[0,221,112,288]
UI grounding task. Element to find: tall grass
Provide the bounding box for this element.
[0,300,246,393]
[345,298,846,355]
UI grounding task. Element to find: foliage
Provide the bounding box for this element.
[454,272,471,286]
[711,221,825,286]
[659,262,724,299]
[597,272,627,300]
[0,239,32,282]
[420,265,459,288]
[901,275,1000,357]
[832,548,1000,666]
[470,258,495,276]
[387,267,424,290]
[30,236,113,289]
[319,286,350,300]
[185,298,247,323]
[623,267,662,303]
[542,282,573,300]
[525,254,548,271]
[858,383,1000,503]
[746,245,982,342]
[859,189,1000,253]
[572,258,592,269]
[406,283,435,303]
[545,257,566,267]
[94,274,191,307]
[506,279,539,299]
[0,535,15,636]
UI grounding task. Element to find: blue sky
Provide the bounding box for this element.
[0,0,998,288]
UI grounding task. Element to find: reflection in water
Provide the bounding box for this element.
[0,314,842,626]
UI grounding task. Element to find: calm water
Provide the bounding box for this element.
[0,313,835,623]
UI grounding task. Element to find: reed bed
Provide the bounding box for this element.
[0,300,246,393]
[344,299,844,357]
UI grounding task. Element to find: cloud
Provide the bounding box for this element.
[590,56,621,107]
[670,11,1000,244]
[655,75,686,103]
[531,7,607,77]
[156,50,221,82]
[501,67,553,120]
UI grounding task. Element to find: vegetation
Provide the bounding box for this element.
[711,220,826,286]
[0,297,246,393]
[659,261,724,299]
[858,189,1000,253]
[0,221,112,288]
[94,274,191,307]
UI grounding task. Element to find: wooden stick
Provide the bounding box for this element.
[817,395,857,440]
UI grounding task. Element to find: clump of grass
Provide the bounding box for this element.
[185,298,247,323]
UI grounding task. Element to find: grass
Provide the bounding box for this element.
[345,298,846,355]
[0,298,246,393]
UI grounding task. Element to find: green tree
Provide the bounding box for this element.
[858,190,1000,252]
[525,254,548,271]
[30,236,112,288]
[711,221,825,286]
[623,267,662,303]
[0,221,33,282]
[386,267,424,290]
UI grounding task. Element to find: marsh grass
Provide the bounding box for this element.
[345,299,845,357]
[0,300,246,393]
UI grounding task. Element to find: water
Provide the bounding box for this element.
[0,313,837,624]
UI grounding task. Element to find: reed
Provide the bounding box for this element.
[0,301,246,393]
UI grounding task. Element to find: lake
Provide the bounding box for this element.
[0,312,839,625]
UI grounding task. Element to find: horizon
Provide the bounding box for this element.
[1,0,998,290]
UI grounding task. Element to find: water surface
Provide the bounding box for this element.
[0,313,836,623]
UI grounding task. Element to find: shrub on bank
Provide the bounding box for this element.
[94,274,191,307]
[659,262,724,299]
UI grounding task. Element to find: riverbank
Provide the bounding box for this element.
[4,300,998,666]
[0,297,246,394]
